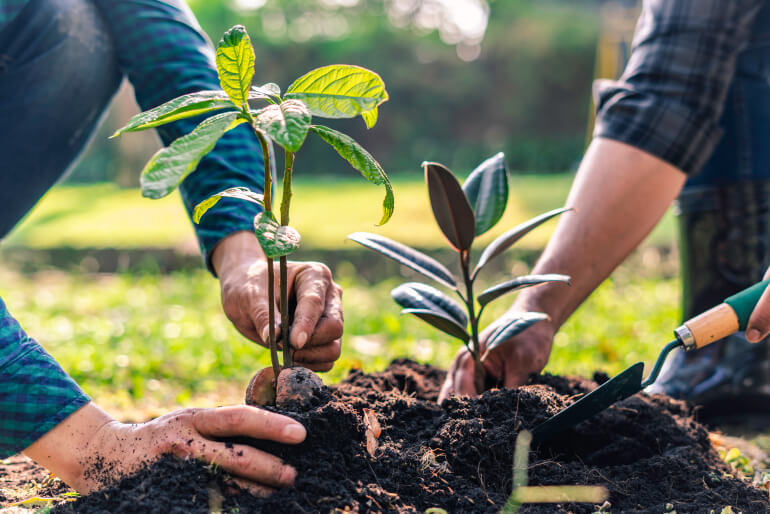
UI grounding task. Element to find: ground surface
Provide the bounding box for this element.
[3,360,768,513]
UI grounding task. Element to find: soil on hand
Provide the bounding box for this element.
[38,359,770,513]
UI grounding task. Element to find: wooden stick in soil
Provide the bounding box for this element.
[460,249,485,394]
[256,131,280,378]
[279,151,295,368]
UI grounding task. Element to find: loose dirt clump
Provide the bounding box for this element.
[37,359,770,512]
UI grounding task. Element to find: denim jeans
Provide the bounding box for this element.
[0,0,122,240]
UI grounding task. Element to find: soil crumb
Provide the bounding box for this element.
[34,359,770,512]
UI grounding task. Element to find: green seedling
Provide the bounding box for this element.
[113,25,392,402]
[350,154,569,393]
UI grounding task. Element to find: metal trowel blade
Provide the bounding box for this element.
[531,362,646,444]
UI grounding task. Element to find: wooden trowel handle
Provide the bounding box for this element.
[675,279,770,350]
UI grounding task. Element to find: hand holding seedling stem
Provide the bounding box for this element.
[114,25,393,402]
[351,154,571,400]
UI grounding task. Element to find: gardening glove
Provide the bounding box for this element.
[438,315,554,402]
[746,267,770,343]
[24,402,306,496]
[214,232,343,372]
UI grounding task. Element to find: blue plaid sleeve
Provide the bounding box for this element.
[93,0,265,274]
[593,0,765,175]
[0,298,90,458]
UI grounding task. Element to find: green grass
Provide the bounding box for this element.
[0,263,681,420]
[4,175,677,251]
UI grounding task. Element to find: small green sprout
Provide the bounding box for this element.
[350,154,570,393]
[113,25,392,387]
[502,430,608,514]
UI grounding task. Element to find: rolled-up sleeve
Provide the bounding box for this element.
[594,0,765,175]
[94,0,265,274]
[0,298,89,458]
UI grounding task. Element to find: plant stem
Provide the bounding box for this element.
[279,151,295,368]
[255,131,280,379]
[460,249,484,393]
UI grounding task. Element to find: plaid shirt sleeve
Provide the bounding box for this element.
[93,0,265,274]
[594,0,766,175]
[0,298,90,458]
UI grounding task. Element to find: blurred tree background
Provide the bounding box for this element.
[67,0,629,186]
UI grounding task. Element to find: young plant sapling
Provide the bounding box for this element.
[112,25,392,407]
[350,154,569,394]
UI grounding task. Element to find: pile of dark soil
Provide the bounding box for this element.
[54,359,770,513]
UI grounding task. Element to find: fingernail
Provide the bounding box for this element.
[279,465,297,485]
[294,331,308,349]
[261,325,270,342]
[747,328,762,343]
[282,423,306,443]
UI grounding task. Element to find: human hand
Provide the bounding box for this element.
[213,232,343,371]
[24,402,306,496]
[745,267,770,343]
[438,314,555,403]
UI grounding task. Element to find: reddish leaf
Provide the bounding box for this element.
[424,162,475,252]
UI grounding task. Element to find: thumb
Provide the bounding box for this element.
[746,284,770,343]
[253,297,282,345]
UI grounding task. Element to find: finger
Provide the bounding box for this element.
[293,339,341,365]
[453,353,479,397]
[294,359,334,373]
[305,285,343,347]
[747,283,770,342]
[225,476,276,498]
[190,440,296,488]
[192,406,306,444]
[290,267,331,350]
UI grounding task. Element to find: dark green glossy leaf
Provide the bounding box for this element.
[463,152,508,236]
[252,100,311,152]
[401,308,469,343]
[254,211,300,258]
[348,232,457,289]
[478,274,570,307]
[285,64,388,127]
[216,25,255,108]
[392,282,468,327]
[473,207,572,278]
[140,112,248,199]
[111,91,235,137]
[193,187,264,224]
[424,162,475,252]
[310,125,393,225]
[486,313,549,352]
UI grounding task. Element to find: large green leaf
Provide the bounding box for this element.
[252,100,311,152]
[485,313,549,352]
[310,125,393,225]
[424,162,475,252]
[216,25,255,109]
[193,187,264,224]
[463,152,509,236]
[348,232,457,289]
[401,308,469,343]
[140,112,248,199]
[254,211,301,258]
[285,65,388,126]
[392,282,468,327]
[111,91,235,137]
[473,207,572,279]
[477,274,570,307]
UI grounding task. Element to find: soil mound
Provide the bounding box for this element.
[55,359,770,513]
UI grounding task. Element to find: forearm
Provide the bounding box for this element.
[514,138,686,329]
[22,403,116,492]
